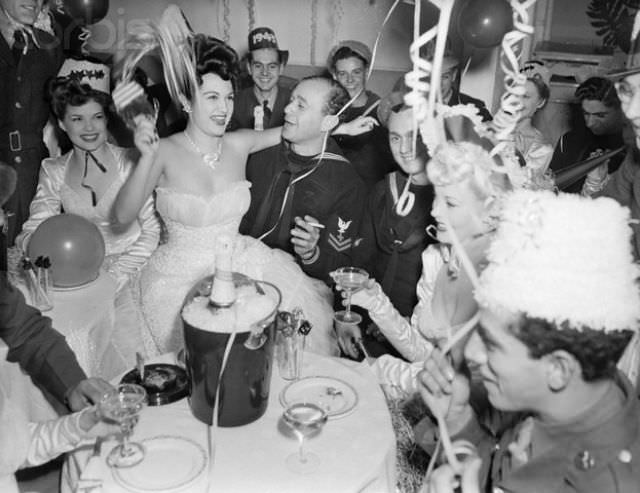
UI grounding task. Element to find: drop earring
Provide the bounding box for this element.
[178,94,192,114]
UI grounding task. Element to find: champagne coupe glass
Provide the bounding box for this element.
[100,383,147,468]
[282,402,328,473]
[331,267,369,323]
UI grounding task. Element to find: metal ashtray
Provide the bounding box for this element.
[120,363,189,406]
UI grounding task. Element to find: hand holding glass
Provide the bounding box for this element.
[331,267,369,323]
[282,402,328,473]
[99,383,147,468]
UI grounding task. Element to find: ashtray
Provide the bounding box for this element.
[120,363,189,406]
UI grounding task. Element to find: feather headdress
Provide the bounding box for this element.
[112,5,197,127]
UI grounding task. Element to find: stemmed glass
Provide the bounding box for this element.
[331,267,369,323]
[100,383,147,468]
[282,402,328,473]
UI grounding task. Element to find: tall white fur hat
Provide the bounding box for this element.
[477,190,640,332]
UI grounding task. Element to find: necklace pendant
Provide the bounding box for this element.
[203,153,219,170]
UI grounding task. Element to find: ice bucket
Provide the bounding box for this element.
[181,273,281,427]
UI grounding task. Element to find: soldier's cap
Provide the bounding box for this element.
[328,40,372,69]
[248,27,289,66]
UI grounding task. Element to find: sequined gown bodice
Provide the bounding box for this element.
[151,182,259,278]
[139,181,335,355]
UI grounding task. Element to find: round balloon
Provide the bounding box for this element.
[457,0,513,49]
[27,214,105,288]
[63,0,109,25]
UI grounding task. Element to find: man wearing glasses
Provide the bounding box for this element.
[229,27,295,131]
[592,44,640,260]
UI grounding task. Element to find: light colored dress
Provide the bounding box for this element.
[363,245,452,397]
[15,144,160,379]
[16,144,160,286]
[514,127,554,181]
[0,386,90,493]
[138,181,337,356]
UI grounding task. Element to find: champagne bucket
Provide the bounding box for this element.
[182,273,281,426]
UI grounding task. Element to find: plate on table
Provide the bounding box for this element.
[120,364,188,406]
[279,376,358,419]
[113,435,206,492]
[51,275,101,292]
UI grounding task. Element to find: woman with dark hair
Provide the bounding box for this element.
[15,66,161,379]
[17,74,160,290]
[327,40,394,189]
[115,34,346,356]
[513,61,554,181]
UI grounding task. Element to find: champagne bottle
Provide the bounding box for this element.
[209,235,236,308]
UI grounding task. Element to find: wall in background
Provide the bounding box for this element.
[86,0,500,111]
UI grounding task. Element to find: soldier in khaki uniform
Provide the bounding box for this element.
[417,190,640,493]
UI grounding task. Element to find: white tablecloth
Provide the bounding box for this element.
[63,352,397,493]
[0,270,119,423]
[33,272,118,377]
[0,345,57,423]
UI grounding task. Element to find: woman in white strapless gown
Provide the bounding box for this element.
[139,183,335,355]
[115,34,339,357]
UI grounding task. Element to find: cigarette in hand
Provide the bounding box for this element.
[306,221,325,229]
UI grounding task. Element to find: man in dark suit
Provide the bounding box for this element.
[228,27,295,131]
[0,0,63,269]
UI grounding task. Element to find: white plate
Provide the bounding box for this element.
[279,376,358,419]
[51,274,100,291]
[113,435,206,492]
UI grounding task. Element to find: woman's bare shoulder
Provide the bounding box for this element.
[224,129,253,146]
[157,134,185,163]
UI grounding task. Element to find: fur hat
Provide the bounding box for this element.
[477,190,640,332]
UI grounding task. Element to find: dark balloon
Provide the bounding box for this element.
[64,0,109,25]
[457,0,513,49]
[51,10,85,55]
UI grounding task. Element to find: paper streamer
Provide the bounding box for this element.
[222,0,231,42]
[488,0,539,188]
[310,0,319,65]
[398,0,542,486]
[247,0,256,32]
[331,0,344,47]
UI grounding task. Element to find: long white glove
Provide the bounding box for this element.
[373,355,425,399]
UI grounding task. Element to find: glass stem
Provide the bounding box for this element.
[297,434,307,464]
[345,291,352,316]
[120,426,132,457]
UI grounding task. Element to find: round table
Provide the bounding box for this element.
[63,352,397,493]
[0,268,119,423]
[5,246,140,380]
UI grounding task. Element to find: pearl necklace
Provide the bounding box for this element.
[184,131,222,170]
